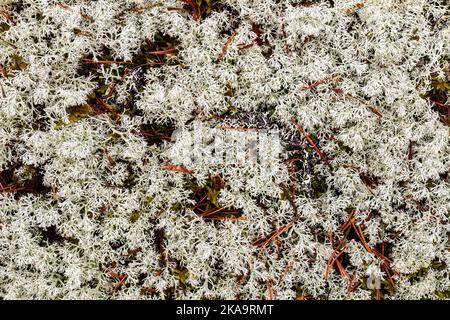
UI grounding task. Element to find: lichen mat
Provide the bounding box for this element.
[0,0,449,300]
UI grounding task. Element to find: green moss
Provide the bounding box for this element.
[53,119,65,129]
[123,171,136,189]
[435,291,450,299]
[336,140,353,155]
[404,259,449,299]
[31,11,45,22]
[129,211,141,223]
[280,184,299,201]
[202,0,220,15]
[431,76,450,93]
[206,187,220,207]
[144,196,154,207]
[170,202,184,212]
[172,267,189,285]
[22,165,37,180]
[293,284,314,300]
[68,104,93,122]
[107,132,122,144]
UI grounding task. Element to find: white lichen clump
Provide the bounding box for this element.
[0,0,449,300]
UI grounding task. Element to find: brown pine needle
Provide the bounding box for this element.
[291,118,329,163]
[345,3,364,16]
[148,48,178,55]
[284,157,304,178]
[57,3,93,22]
[267,279,274,300]
[136,62,166,67]
[139,129,172,141]
[104,68,129,99]
[334,259,351,282]
[372,248,396,274]
[341,211,355,232]
[199,207,240,218]
[254,220,295,253]
[238,42,255,50]
[129,3,162,13]
[278,263,292,283]
[57,3,70,10]
[353,223,372,253]
[302,75,341,91]
[80,13,94,22]
[332,89,382,118]
[161,164,193,174]
[96,98,119,119]
[325,242,351,280]
[193,194,208,208]
[215,31,238,64]
[179,0,202,21]
[430,99,447,108]
[198,207,225,217]
[382,264,396,290]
